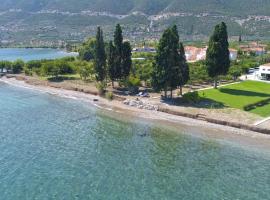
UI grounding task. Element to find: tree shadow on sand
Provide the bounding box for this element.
[47,76,78,82]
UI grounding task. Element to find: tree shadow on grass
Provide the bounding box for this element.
[161,97,226,109]
[219,88,270,98]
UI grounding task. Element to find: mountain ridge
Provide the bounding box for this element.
[0,0,269,45]
[1,0,270,15]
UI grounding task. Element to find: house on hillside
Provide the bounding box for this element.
[229,48,238,61]
[184,46,238,62]
[255,63,270,81]
[184,46,207,62]
[240,42,267,56]
[132,46,156,53]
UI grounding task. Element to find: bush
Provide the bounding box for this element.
[12,59,24,74]
[75,61,94,81]
[0,60,12,72]
[95,81,107,96]
[126,76,141,94]
[54,60,74,74]
[79,38,96,61]
[24,67,33,76]
[229,65,242,80]
[33,67,42,76]
[183,91,200,103]
[26,60,42,70]
[105,91,114,101]
[41,62,60,78]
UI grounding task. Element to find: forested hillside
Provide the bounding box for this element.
[1,0,270,15]
[0,0,269,46]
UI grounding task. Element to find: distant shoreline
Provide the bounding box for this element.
[0,48,78,62]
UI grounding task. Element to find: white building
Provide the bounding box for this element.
[229,49,238,61]
[184,46,238,62]
[255,63,270,81]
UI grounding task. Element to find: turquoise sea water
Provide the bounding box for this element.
[0,48,78,61]
[0,82,270,199]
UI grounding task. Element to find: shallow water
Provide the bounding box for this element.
[0,83,270,200]
[0,48,77,61]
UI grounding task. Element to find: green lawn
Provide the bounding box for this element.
[198,81,270,117]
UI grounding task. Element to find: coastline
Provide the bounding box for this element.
[1,75,270,148]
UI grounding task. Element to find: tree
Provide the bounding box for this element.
[12,59,24,74]
[107,41,117,87]
[26,60,42,70]
[239,34,242,43]
[54,60,73,74]
[79,38,96,61]
[76,61,94,81]
[114,24,123,80]
[41,62,60,78]
[170,25,189,96]
[94,27,106,82]
[206,22,230,89]
[178,42,190,96]
[151,26,181,98]
[0,61,12,73]
[122,41,132,78]
[229,65,242,81]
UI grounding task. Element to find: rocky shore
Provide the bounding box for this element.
[123,99,159,111]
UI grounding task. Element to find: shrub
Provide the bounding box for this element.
[26,60,42,70]
[183,91,200,103]
[76,61,94,81]
[105,91,114,101]
[126,76,141,94]
[95,81,107,96]
[41,62,60,78]
[24,67,33,76]
[0,60,12,72]
[12,59,24,74]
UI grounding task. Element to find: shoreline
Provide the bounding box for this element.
[1,76,270,147]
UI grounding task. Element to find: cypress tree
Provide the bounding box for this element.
[114,24,123,80]
[112,24,132,81]
[152,29,168,97]
[179,42,189,96]
[206,22,230,88]
[171,25,189,96]
[168,26,181,98]
[122,41,132,78]
[152,26,181,98]
[239,34,242,43]
[94,26,106,82]
[108,41,117,88]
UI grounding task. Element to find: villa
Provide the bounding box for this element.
[185,46,238,62]
[184,46,207,62]
[240,42,267,56]
[255,63,270,81]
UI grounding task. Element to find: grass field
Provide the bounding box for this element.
[198,81,270,117]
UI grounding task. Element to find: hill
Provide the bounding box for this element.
[0,0,269,46]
